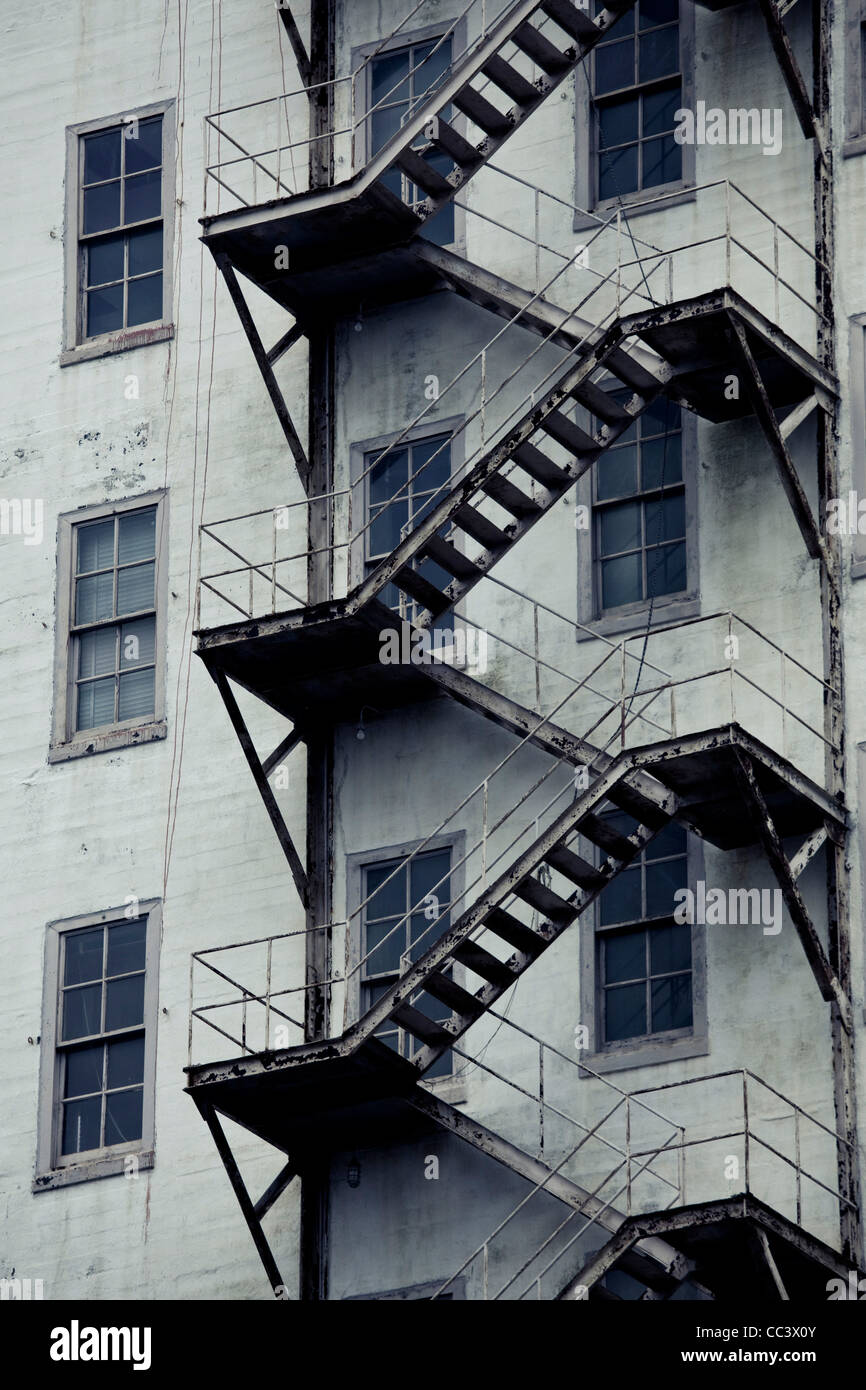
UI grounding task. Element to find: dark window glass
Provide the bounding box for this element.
[369,38,454,244]
[593,1,681,200]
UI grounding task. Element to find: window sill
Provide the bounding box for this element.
[850,556,866,581]
[33,1149,154,1191]
[49,720,167,763]
[60,324,174,367]
[574,183,696,234]
[580,1033,709,1077]
[576,594,700,643]
[842,136,866,160]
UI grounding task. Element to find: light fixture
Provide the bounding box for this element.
[347,1157,361,1188]
[356,706,379,741]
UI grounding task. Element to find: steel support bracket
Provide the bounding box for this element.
[277,5,312,90]
[756,0,826,159]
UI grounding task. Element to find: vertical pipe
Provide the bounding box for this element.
[743,1071,750,1195]
[725,181,732,286]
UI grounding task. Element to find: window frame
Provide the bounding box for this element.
[35,900,161,1190]
[50,490,168,762]
[844,0,866,156]
[574,1,696,230]
[62,100,176,366]
[847,315,866,578]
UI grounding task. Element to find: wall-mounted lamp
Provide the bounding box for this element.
[347,1157,361,1189]
[356,706,380,741]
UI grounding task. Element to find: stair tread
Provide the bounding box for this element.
[452,83,513,135]
[545,843,605,890]
[393,565,451,615]
[424,969,486,1019]
[571,379,633,424]
[512,876,576,922]
[423,115,483,169]
[481,54,542,106]
[579,812,637,859]
[391,1001,453,1046]
[539,0,598,42]
[513,441,570,488]
[484,906,548,954]
[480,473,543,518]
[454,502,513,550]
[512,20,572,73]
[421,533,484,580]
[452,940,520,987]
[540,409,598,455]
[393,147,454,198]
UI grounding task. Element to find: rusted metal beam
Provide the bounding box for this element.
[277,5,311,89]
[261,727,303,779]
[731,751,847,1018]
[211,667,309,909]
[779,393,819,441]
[749,1227,790,1301]
[254,1161,297,1220]
[788,825,827,881]
[756,0,825,154]
[267,322,304,366]
[214,253,311,487]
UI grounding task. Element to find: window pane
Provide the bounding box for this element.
[120,615,156,669]
[79,627,116,679]
[87,284,124,338]
[420,202,455,247]
[62,984,103,1041]
[87,236,124,286]
[118,667,155,721]
[366,862,406,920]
[602,552,642,607]
[605,982,646,1041]
[77,678,116,731]
[641,433,682,489]
[596,38,635,95]
[639,27,678,82]
[651,972,692,1032]
[124,169,161,223]
[64,927,104,986]
[599,864,642,926]
[369,504,407,559]
[371,107,405,154]
[599,97,639,149]
[409,909,450,959]
[84,129,121,184]
[128,225,163,276]
[645,492,685,544]
[118,508,156,564]
[62,1096,102,1155]
[596,1,635,36]
[599,144,639,199]
[124,117,163,174]
[107,920,147,978]
[371,51,410,111]
[646,540,686,597]
[105,974,145,1031]
[646,821,687,859]
[605,929,646,984]
[105,1088,143,1144]
[365,917,403,976]
[117,561,155,615]
[77,519,114,574]
[65,1043,104,1099]
[107,1035,145,1090]
[369,448,409,507]
[410,850,450,908]
[410,437,451,495]
[596,444,637,500]
[643,85,680,137]
[127,273,163,327]
[600,500,641,557]
[83,181,121,234]
[646,857,687,917]
[640,0,678,27]
[642,133,681,188]
[415,40,452,101]
[650,922,691,975]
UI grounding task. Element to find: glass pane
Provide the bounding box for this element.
[599,864,641,926]
[600,500,641,557]
[116,561,155,615]
[642,133,681,188]
[127,273,163,327]
[415,38,452,102]
[120,615,156,668]
[87,284,124,338]
[77,678,116,731]
[104,1087,143,1144]
[87,236,124,286]
[62,1096,102,1155]
[105,974,145,1031]
[410,850,450,909]
[599,97,639,150]
[371,106,405,155]
[365,917,403,976]
[605,929,646,984]
[77,519,114,574]
[646,856,687,917]
[124,116,163,174]
[602,552,642,608]
[107,920,147,977]
[124,169,161,223]
[596,0,634,36]
[646,540,686,597]
[79,627,116,679]
[128,225,163,276]
[420,202,455,247]
[640,0,678,27]
[650,922,692,975]
[65,1043,104,1098]
[369,504,407,559]
[605,982,646,1041]
[599,144,639,199]
[651,972,692,1032]
[596,444,637,500]
[595,38,635,95]
[62,983,103,1041]
[645,492,685,544]
[365,861,406,920]
[118,508,156,564]
[410,437,451,495]
[642,396,680,436]
[107,1035,145,1089]
[639,27,678,83]
[646,821,687,860]
[641,433,682,489]
[83,129,121,184]
[409,909,449,960]
[64,927,104,986]
[83,181,121,234]
[371,50,410,110]
[369,448,409,510]
[118,667,155,721]
[643,85,680,138]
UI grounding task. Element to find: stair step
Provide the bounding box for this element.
[393,147,454,199]
[579,813,637,860]
[454,502,513,550]
[452,83,514,136]
[513,442,570,489]
[393,565,451,616]
[607,782,671,828]
[484,907,547,955]
[423,115,483,170]
[481,55,541,107]
[480,473,543,519]
[452,940,520,988]
[606,345,664,394]
[540,409,598,455]
[512,21,571,74]
[421,534,484,581]
[423,970,486,1020]
[391,1002,453,1047]
[571,379,633,424]
[539,0,598,43]
[545,844,606,891]
[512,876,576,923]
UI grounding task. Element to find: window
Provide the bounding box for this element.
[35,902,161,1189]
[64,102,175,362]
[51,492,167,761]
[844,0,866,154]
[368,36,455,245]
[360,846,454,1078]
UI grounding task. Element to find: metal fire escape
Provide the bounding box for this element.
[186,0,862,1299]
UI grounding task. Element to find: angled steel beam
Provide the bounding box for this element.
[196,1100,288,1296]
[788,824,828,880]
[749,1227,790,1301]
[262,727,303,778]
[726,315,833,584]
[214,253,311,488]
[756,0,825,155]
[254,1161,298,1220]
[277,6,312,88]
[732,751,847,1019]
[211,667,309,909]
[779,392,818,441]
[267,322,305,366]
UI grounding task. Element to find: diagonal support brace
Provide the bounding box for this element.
[755,0,826,157]
[254,1161,298,1220]
[277,6,312,89]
